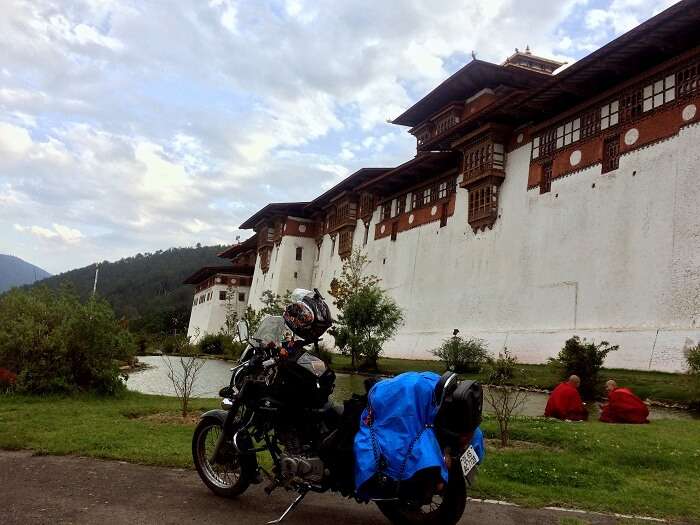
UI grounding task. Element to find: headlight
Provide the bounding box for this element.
[221,398,233,410]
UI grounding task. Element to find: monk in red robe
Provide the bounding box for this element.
[599,380,650,424]
[544,375,588,421]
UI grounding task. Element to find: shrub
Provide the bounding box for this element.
[487,347,518,383]
[687,344,700,374]
[549,336,618,400]
[0,367,17,393]
[431,335,490,373]
[0,287,135,395]
[198,333,226,355]
[333,285,403,371]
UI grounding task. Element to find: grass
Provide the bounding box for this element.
[331,354,697,404]
[1,392,699,522]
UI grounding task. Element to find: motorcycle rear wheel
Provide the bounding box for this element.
[192,417,253,498]
[375,464,467,525]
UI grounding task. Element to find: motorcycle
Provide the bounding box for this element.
[192,289,482,525]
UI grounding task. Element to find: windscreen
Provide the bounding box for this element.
[253,315,287,346]
[296,352,327,377]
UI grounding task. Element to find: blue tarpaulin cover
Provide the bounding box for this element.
[354,372,447,492]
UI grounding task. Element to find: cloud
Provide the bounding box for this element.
[0,0,675,273]
[14,223,84,243]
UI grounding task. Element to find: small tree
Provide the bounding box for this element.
[163,333,204,418]
[259,290,291,316]
[549,336,618,400]
[484,350,529,447]
[432,335,490,373]
[328,250,380,310]
[333,285,403,370]
[687,344,700,410]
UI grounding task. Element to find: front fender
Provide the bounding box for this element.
[200,408,228,425]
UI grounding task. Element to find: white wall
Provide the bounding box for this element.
[186,284,251,342]
[248,234,318,310]
[247,123,700,372]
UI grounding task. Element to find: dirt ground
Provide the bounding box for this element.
[0,450,655,525]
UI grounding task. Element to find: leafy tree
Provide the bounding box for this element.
[432,334,491,373]
[0,286,135,395]
[549,336,618,400]
[333,285,403,370]
[259,289,292,316]
[328,250,379,310]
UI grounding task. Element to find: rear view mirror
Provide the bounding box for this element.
[236,320,249,343]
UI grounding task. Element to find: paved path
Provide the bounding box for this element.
[0,451,646,525]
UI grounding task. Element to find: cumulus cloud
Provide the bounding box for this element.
[0,0,676,273]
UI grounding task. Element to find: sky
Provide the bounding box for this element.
[0,0,677,274]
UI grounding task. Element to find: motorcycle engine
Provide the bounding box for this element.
[277,431,325,484]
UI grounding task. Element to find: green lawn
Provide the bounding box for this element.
[1,392,698,522]
[331,355,696,404]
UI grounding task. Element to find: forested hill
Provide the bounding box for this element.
[0,254,51,293]
[29,245,227,333]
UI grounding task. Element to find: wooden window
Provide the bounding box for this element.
[439,202,449,228]
[533,128,556,159]
[468,185,498,222]
[677,61,699,98]
[338,230,353,257]
[395,195,406,216]
[219,291,227,301]
[381,202,392,221]
[579,108,600,140]
[360,193,374,216]
[556,118,581,148]
[619,88,642,124]
[239,292,245,302]
[642,74,675,112]
[411,192,419,210]
[390,221,398,241]
[600,100,619,130]
[602,134,620,174]
[295,246,303,261]
[540,161,552,194]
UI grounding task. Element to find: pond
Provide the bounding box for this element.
[127,356,697,420]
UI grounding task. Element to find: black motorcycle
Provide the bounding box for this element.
[192,289,482,525]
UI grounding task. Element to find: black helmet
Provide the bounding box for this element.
[283,289,332,341]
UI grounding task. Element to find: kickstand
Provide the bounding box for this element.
[266,488,309,524]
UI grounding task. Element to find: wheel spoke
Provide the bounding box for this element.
[197,423,243,490]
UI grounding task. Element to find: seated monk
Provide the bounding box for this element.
[599,380,649,424]
[544,375,588,421]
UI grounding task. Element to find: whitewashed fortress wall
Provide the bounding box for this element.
[306,123,700,372]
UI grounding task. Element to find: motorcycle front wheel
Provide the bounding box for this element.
[375,463,467,525]
[192,417,254,498]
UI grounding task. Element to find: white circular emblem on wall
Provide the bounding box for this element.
[624,128,639,146]
[380,224,386,234]
[569,150,582,167]
[298,224,307,233]
[516,133,524,144]
[408,214,415,224]
[430,205,438,216]
[682,104,697,122]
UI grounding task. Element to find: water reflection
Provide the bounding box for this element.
[127,356,695,420]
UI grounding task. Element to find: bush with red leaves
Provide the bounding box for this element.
[0,367,17,391]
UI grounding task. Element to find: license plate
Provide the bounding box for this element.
[460,445,479,477]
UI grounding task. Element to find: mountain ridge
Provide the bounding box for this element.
[0,254,51,293]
